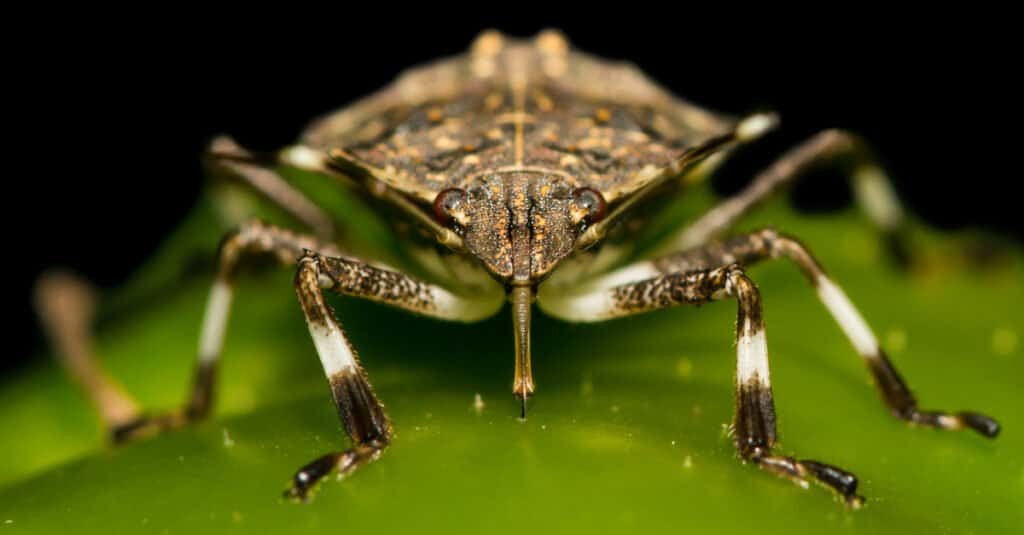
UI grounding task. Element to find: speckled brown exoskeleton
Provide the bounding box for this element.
[36,29,1000,507]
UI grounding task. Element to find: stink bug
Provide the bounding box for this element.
[36,29,999,507]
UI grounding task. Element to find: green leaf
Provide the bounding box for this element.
[1,191,1021,534]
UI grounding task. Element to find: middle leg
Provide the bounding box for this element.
[106,220,334,442]
[655,229,999,437]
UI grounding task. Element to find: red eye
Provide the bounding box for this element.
[433,188,467,225]
[573,187,606,223]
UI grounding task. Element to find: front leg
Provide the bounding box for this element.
[648,229,999,436]
[39,217,502,500]
[286,251,503,501]
[539,264,865,505]
[542,231,999,505]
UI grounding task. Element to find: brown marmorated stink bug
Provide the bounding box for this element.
[36,29,999,507]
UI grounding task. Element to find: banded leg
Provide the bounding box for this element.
[287,251,503,500]
[659,129,907,260]
[538,263,865,505]
[543,230,999,503]
[109,220,332,442]
[35,140,341,405]
[653,228,999,437]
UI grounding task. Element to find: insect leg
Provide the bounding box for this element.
[538,264,864,505]
[206,136,339,240]
[582,228,1000,437]
[34,272,143,430]
[286,251,502,501]
[700,229,999,436]
[104,220,332,443]
[662,130,906,259]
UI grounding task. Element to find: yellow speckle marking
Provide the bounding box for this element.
[559,154,580,167]
[433,136,459,151]
[625,130,650,143]
[485,92,504,110]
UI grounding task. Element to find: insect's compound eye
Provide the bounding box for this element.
[571,187,607,225]
[433,187,468,226]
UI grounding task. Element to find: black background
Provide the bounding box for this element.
[8,11,1020,373]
